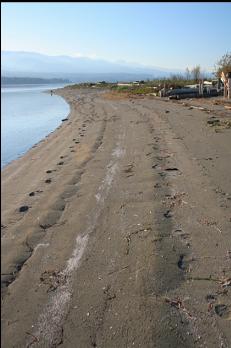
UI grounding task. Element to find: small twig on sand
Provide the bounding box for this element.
[26,332,39,347]
[108,265,129,276]
[213,225,222,234]
[188,276,219,282]
[188,276,231,287]
[165,297,194,319]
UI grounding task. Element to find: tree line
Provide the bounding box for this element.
[167,52,231,83]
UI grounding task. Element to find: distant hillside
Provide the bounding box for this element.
[1,76,70,85]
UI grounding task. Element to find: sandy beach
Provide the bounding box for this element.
[1,87,231,348]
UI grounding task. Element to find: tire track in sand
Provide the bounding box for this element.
[28,132,125,348]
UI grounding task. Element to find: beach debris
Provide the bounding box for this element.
[39,223,52,230]
[164,167,179,172]
[164,209,173,218]
[214,304,230,318]
[57,161,64,165]
[165,110,170,113]
[205,294,217,302]
[207,117,231,129]
[154,183,161,188]
[221,120,231,129]
[7,319,19,326]
[198,217,222,233]
[208,302,214,312]
[26,332,39,347]
[124,163,134,174]
[189,106,206,111]
[19,205,29,213]
[46,170,53,173]
[29,192,35,197]
[173,228,190,240]
[165,192,187,209]
[152,164,159,169]
[45,178,52,183]
[61,118,68,121]
[108,265,129,276]
[177,254,185,270]
[172,136,184,140]
[198,217,217,226]
[24,238,34,253]
[165,297,182,308]
[207,118,221,126]
[189,276,231,289]
[165,297,193,319]
[40,269,67,292]
[220,277,231,288]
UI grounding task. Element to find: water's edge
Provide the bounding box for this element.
[1,87,70,170]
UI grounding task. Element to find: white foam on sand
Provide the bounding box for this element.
[32,139,125,347]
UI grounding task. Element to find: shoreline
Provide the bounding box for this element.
[2,87,231,347]
[1,85,70,170]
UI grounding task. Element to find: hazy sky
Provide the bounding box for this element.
[2,2,231,71]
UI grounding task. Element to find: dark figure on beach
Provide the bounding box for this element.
[50,90,53,96]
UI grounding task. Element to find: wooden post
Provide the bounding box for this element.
[199,80,204,97]
[163,83,166,97]
[221,71,227,98]
[224,82,227,98]
[228,78,231,99]
[217,78,221,91]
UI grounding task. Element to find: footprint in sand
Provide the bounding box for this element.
[19,205,29,212]
[29,190,44,196]
[214,304,231,320]
[164,210,173,218]
[45,178,52,183]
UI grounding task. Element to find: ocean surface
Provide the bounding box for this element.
[1,84,70,169]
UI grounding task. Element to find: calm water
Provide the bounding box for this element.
[1,84,70,169]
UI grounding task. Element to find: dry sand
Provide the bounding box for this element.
[1,87,231,348]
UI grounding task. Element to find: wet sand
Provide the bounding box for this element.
[1,87,231,347]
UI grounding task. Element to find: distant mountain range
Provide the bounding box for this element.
[1,51,185,83]
[1,76,70,85]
